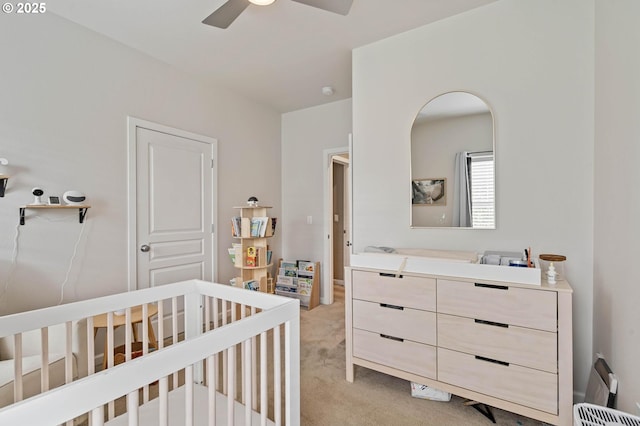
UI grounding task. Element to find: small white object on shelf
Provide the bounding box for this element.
[547,262,557,284]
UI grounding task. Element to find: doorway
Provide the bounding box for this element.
[127,117,218,291]
[323,145,351,305]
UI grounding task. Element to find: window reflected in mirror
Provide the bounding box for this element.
[410,92,495,228]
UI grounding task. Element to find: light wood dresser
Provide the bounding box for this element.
[345,267,573,426]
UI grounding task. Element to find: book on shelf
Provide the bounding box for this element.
[228,243,241,264]
[247,216,269,237]
[243,280,260,291]
[279,268,297,277]
[281,260,297,270]
[271,217,277,236]
[275,284,297,293]
[276,275,295,286]
[250,218,261,237]
[297,277,313,295]
[231,216,242,237]
[258,217,269,237]
[246,246,257,267]
[297,261,315,274]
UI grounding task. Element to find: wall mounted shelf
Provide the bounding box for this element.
[0,175,8,197]
[19,205,91,225]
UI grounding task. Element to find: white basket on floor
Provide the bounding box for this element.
[574,403,640,426]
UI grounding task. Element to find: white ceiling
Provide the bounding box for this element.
[48,0,497,112]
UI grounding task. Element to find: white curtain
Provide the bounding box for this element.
[453,151,471,227]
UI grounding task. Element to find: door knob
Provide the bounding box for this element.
[140,244,150,253]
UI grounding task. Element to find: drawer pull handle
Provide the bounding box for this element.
[475,355,509,367]
[380,334,404,342]
[474,283,508,291]
[474,319,509,328]
[380,303,404,311]
[379,272,403,278]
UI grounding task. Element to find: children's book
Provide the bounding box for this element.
[297,261,315,274]
[297,277,313,295]
[276,276,295,286]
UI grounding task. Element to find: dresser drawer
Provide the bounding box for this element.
[437,279,557,332]
[352,270,436,311]
[438,348,557,414]
[437,314,557,373]
[353,328,436,379]
[353,299,436,345]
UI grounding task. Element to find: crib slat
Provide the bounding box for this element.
[207,355,216,426]
[127,389,139,426]
[159,376,169,426]
[41,327,50,392]
[65,321,73,383]
[213,297,220,394]
[185,365,194,426]
[91,405,105,426]
[222,299,228,395]
[260,331,267,426]
[141,304,150,402]
[274,325,281,426]
[172,297,179,390]
[125,307,132,363]
[13,333,23,402]
[240,304,246,404]
[65,322,74,426]
[107,312,115,419]
[251,306,258,411]
[158,299,165,350]
[87,317,95,376]
[142,303,149,356]
[205,296,211,332]
[285,317,301,426]
[244,337,252,426]
[106,312,114,368]
[227,344,235,426]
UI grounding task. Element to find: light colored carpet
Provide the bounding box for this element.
[298,284,547,426]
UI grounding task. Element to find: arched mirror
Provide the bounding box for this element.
[410,92,495,228]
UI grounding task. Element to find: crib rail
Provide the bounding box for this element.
[0,280,300,425]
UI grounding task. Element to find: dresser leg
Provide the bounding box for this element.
[464,400,496,423]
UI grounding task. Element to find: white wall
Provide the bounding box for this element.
[594,0,640,414]
[0,13,281,314]
[281,99,352,301]
[352,0,594,395]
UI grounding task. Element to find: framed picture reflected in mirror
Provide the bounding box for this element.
[412,178,446,206]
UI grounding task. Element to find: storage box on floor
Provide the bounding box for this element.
[410,383,451,402]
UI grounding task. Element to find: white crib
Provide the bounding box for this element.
[0,279,300,425]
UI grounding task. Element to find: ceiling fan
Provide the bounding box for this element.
[202,0,353,29]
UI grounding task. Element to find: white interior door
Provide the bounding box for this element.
[128,118,217,290]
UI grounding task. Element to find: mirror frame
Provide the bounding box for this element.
[410,91,496,229]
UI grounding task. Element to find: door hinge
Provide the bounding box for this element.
[211,224,215,233]
[211,159,215,168]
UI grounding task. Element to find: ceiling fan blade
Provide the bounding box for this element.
[291,0,353,16]
[202,0,251,29]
